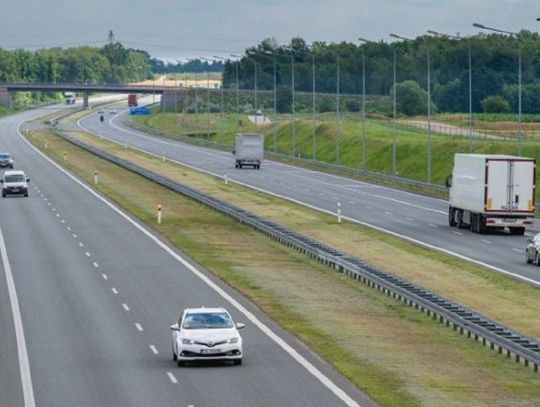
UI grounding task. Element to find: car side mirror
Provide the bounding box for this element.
[170,323,180,331]
[235,322,245,330]
[26,179,30,183]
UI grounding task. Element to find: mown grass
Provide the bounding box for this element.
[26,127,540,406]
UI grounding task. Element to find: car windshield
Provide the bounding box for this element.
[0,153,10,159]
[182,312,233,329]
[5,174,24,182]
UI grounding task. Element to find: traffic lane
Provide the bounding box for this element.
[0,185,184,407]
[11,114,371,406]
[0,247,24,407]
[95,114,539,283]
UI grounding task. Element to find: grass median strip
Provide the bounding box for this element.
[25,127,540,406]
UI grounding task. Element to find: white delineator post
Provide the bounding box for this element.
[63,151,67,161]
[157,204,163,224]
[337,202,342,223]
[224,172,228,185]
[162,152,166,162]
[94,170,98,185]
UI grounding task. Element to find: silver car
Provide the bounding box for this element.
[525,233,540,265]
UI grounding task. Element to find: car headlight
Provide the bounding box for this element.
[227,337,239,344]
[181,338,194,345]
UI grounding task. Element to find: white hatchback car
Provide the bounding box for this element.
[170,307,244,366]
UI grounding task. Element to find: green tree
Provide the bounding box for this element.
[391,80,435,116]
[276,85,292,113]
[481,95,511,113]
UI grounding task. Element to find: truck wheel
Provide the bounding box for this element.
[448,207,457,227]
[535,252,540,266]
[526,250,532,264]
[457,210,466,229]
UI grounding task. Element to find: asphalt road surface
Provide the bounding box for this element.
[77,105,540,287]
[0,105,373,407]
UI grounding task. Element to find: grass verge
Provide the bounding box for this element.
[23,126,540,406]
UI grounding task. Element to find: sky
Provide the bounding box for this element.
[0,0,539,61]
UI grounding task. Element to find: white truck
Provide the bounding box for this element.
[64,92,76,105]
[447,154,536,235]
[234,133,264,169]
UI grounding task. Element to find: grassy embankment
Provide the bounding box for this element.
[23,118,540,406]
[128,110,540,197]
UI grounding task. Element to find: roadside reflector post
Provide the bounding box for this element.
[224,172,228,185]
[94,170,98,185]
[157,204,163,224]
[63,151,67,161]
[337,202,342,223]
[44,141,48,149]
[162,153,166,162]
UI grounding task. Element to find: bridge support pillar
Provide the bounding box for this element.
[83,92,89,109]
[160,89,184,112]
[0,88,11,108]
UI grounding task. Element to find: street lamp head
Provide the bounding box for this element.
[389,33,400,39]
[358,37,370,43]
[473,23,486,29]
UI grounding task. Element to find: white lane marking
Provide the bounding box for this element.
[428,223,437,228]
[384,211,393,216]
[111,287,118,294]
[85,252,91,257]
[366,206,372,210]
[0,226,36,407]
[149,345,159,355]
[166,372,178,384]
[481,239,493,245]
[512,248,523,253]
[135,323,144,332]
[52,207,56,212]
[23,123,383,407]
[348,201,355,205]
[78,242,84,247]
[60,220,65,224]
[453,231,463,236]
[92,262,99,268]
[47,202,51,206]
[55,213,60,218]
[122,303,130,311]
[406,217,414,222]
[101,273,108,280]
[72,233,77,238]
[66,226,71,231]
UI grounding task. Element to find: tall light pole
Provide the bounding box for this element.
[213,56,226,135]
[201,57,213,141]
[231,54,242,133]
[262,50,278,152]
[311,52,316,160]
[336,54,341,164]
[428,30,474,153]
[358,37,370,170]
[474,23,523,156]
[283,47,296,156]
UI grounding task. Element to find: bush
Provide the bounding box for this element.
[481,95,511,114]
[391,80,436,116]
[345,99,360,112]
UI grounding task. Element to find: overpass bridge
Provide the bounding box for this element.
[0,83,183,110]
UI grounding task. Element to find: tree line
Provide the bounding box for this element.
[149,58,223,74]
[222,33,540,115]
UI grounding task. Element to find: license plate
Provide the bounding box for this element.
[200,348,222,354]
[506,218,516,223]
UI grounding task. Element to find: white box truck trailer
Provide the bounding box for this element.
[234,133,264,169]
[64,92,76,105]
[447,154,536,235]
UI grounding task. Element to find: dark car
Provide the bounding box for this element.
[0,153,13,168]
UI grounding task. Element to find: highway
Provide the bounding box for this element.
[76,107,540,286]
[0,106,373,406]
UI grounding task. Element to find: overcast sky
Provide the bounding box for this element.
[1,0,539,61]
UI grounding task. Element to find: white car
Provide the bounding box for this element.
[526,233,540,265]
[170,307,244,366]
[1,170,29,197]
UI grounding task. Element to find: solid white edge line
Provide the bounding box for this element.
[0,226,36,407]
[24,122,362,407]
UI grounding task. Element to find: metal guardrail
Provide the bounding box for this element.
[45,127,540,372]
